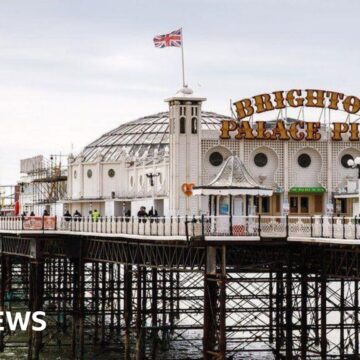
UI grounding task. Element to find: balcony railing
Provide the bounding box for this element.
[0,215,360,241]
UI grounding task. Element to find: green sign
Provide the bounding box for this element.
[289,187,326,194]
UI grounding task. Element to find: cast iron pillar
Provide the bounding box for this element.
[0,254,7,352]
[320,264,327,359]
[285,253,293,359]
[71,240,84,360]
[28,239,45,360]
[151,267,158,358]
[300,263,308,359]
[203,245,226,360]
[124,264,133,360]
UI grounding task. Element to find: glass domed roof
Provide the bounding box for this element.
[77,111,232,163]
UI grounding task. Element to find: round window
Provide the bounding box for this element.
[209,152,224,166]
[108,169,115,177]
[254,153,268,167]
[341,154,354,168]
[87,169,93,178]
[298,153,311,168]
[74,170,77,179]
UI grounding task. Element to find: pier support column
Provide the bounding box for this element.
[203,245,226,360]
[93,262,99,345]
[285,254,293,360]
[320,266,327,359]
[355,280,359,357]
[71,240,84,360]
[300,263,308,359]
[135,266,145,360]
[275,271,282,357]
[269,272,274,344]
[124,264,133,360]
[28,239,45,360]
[100,262,106,347]
[151,268,158,358]
[218,245,226,357]
[0,254,7,352]
[340,278,345,359]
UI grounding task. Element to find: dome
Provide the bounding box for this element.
[77,111,232,163]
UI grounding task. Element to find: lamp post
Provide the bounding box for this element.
[347,157,360,215]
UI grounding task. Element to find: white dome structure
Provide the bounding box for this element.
[76,111,231,163]
[67,107,232,217]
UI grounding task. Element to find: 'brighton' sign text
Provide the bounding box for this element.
[233,89,360,119]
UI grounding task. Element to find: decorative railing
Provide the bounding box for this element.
[1,215,360,241]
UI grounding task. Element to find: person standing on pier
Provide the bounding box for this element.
[73,210,82,222]
[92,209,100,222]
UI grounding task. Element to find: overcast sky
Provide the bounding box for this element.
[1,0,359,184]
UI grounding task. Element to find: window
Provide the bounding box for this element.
[261,197,270,213]
[180,117,186,134]
[300,197,309,213]
[130,176,134,187]
[191,117,198,134]
[254,196,259,211]
[341,199,347,214]
[108,169,115,177]
[336,199,347,214]
[87,169,92,178]
[298,153,311,168]
[290,197,298,213]
[341,154,354,168]
[209,152,224,166]
[139,175,143,186]
[159,172,162,184]
[74,170,77,179]
[254,196,270,214]
[254,153,268,167]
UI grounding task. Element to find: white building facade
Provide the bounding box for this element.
[64,88,360,218]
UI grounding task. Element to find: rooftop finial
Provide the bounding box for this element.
[176,84,193,96]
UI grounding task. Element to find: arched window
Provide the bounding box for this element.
[191,117,197,134]
[180,117,186,134]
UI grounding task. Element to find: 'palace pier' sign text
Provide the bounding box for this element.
[220,120,360,141]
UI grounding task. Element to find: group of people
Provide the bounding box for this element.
[22,206,160,221]
[63,209,82,222]
[63,209,101,222]
[21,209,49,217]
[64,209,101,221]
[137,206,158,218]
[136,206,159,223]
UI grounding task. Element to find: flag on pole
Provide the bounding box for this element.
[153,29,182,48]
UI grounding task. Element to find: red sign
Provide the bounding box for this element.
[23,216,56,230]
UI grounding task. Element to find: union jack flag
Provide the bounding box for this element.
[153,29,182,48]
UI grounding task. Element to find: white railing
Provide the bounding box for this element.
[58,216,192,237]
[1,215,360,241]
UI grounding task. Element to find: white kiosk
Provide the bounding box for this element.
[193,156,273,234]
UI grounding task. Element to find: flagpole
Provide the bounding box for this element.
[181,28,186,87]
